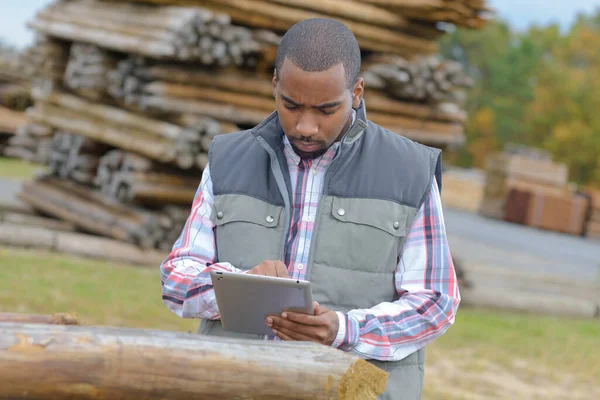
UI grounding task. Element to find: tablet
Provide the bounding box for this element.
[210,270,313,336]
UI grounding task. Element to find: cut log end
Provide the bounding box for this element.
[339,359,389,399]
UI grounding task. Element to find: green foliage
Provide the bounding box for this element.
[439,8,600,186]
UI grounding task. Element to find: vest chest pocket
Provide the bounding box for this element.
[212,194,285,270]
[312,196,415,273]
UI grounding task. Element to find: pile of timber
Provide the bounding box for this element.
[19,176,188,251]
[479,147,595,236]
[0,46,30,83]
[441,167,485,213]
[109,56,466,145]
[48,132,111,186]
[95,150,199,206]
[0,323,388,399]
[29,86,234,170]
[22,35,70,82]
[583,188,600,240]
[363,54,472,104]
[63,43,119,101]
[480,149,570,220]
[0,47,32,153]
[29,0,280,68]
[112,0,490,57]
[3,122,53,163]
[10,0,488,253]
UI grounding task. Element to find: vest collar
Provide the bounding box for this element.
[251,100,368,152]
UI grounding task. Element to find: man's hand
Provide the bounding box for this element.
[266,301,339,346]
[247,260,289,278]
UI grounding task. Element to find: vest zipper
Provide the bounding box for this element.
[305,121,366,282]
[255,136,292,260]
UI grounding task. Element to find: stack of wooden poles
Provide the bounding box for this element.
[10,0,487,253]
[0,47,32,154]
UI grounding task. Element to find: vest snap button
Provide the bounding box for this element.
[393,221,400,229]
[216,211,224,220]
[266,215,274,223]
[337,208,346,216]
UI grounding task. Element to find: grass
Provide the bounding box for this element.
[0,157,46,179]
[0,247,197,333]
[1,246,599,398]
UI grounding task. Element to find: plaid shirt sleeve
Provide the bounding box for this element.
[160,164,247,319]
[331,177,460,361]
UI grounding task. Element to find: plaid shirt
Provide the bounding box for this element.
[161,132,460,361]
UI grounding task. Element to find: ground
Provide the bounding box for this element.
[1,247,598,400]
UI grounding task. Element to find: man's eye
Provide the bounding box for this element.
[320,108,336,116]
[285,105,299,111]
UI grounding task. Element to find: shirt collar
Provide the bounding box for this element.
[282,109,356,166]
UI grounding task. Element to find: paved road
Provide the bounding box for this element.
[444,207,600,317]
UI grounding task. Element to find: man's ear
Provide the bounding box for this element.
[352,77,364,109]
[272,69,278,99]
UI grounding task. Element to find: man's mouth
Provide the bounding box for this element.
[293,141,321,152]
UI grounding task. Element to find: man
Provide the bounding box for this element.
[161,18,460,400]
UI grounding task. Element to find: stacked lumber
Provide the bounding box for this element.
[0,323,388,399]
[0,46,30,83]
[29,86,233,170]
[583,187,600,240]
[364,55,472,104]
[63,43,119,101]
[480,149,570,220]
[3,123,53,163]
[48,132,111,185]
[19,177,187,251]
[504,188,590,236]
[95,150,200,206]
[441,167,485,213]
[0,47,32,153]
[29,0,279,68]
[108,56,466,145]
[12,0,488,253]
[111,0,490,56]
[22,36,70,82]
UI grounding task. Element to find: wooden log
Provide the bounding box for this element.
[368,111,464,135]
[142,82,275,111]
[137,95,269,126]
[0,223,167,266]
[32,87,189,142]
[28,18,177,59]
[0,323,388,399]
[137,65,274,97]
[200,0,437,54]
[0,313,79,325]
[0,210,76,232]
[0,106,27,134]
[364,91,466,123]
[27,103,178,164]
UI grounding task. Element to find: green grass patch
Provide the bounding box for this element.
[0,157,46,179]
[0,247,197,333]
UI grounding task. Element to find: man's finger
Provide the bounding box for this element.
[274,326,318,342]
[281,311,324,327]
[270,316,321,337]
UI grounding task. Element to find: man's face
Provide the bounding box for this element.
[273,58,363,159]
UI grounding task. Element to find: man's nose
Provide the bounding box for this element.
[296,113,318,137]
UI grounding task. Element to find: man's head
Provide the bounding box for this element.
[273,18,364,159]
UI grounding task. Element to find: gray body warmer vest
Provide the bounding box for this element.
[200,102,442,400]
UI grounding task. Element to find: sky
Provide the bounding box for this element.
[0,0,599,48]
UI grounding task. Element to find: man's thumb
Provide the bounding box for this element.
[313,301,320,315]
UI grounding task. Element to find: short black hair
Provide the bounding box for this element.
[275,18,361,89]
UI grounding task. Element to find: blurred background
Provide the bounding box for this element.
[0,1,599,399]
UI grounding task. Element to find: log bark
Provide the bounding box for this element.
[0,210,76,232]
[0,323,388,399]
[0,313,79,325]
[0,222,166,266]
